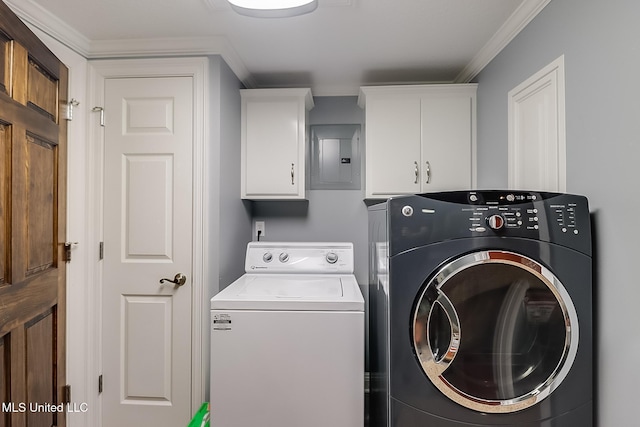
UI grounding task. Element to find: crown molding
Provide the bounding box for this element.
[4,0,92,56]
[6,0,548,91]
[3,0,255,88]
[88,37,255,88]
[455,0,551,83]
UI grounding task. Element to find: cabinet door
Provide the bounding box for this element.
[421,95,472,191]
[365,96,421,198]
[244,99,302,198]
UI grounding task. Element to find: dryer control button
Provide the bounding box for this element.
[263,252,273,263]
[279,252,289,263]
[487,214,505,230]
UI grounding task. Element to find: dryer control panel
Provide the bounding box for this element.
[464,200,579,235]
[387,191,591,256]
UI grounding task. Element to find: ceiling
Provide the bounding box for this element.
[8,0,549,95]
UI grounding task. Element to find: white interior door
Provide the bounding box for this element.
[102,76,194,426]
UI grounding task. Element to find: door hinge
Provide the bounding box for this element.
[63,384,71,404]
[62,98,79,121]
[98,375,103,394]
[63,243,72,262]
[63,242,79,262]
[99,241,104,260]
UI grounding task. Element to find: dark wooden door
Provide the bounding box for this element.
[0,1,68,426]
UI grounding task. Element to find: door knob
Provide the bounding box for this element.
[160,273,187,286]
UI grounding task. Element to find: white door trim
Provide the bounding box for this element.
[87,57,209,425]
[508,55,566,192]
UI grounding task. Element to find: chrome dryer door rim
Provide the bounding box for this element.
[412,250,579,413]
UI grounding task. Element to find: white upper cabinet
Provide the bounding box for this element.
[359,84,477,199]
[241,88,314,200]
[364,95,422,196]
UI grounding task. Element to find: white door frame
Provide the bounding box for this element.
[508,55,566,192]
[87,57,209,426]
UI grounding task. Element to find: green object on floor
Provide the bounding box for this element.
[188,402,210,427]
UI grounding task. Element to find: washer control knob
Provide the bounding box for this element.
[326,252,339,264]
[487,214,505,230]
[262,252,273,263]
[279,252,289,263]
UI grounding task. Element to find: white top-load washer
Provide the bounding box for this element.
[210,242,364,427]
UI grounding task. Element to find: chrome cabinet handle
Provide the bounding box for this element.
[160,273,187,287]
[414,161,419,184]
[291,163,295,185]
[425,161,431,184]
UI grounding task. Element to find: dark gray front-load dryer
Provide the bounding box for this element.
[368,191,592,427]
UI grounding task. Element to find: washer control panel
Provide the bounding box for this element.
[245,242,354,274]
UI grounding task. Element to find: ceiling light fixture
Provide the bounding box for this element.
[227,0,318,17]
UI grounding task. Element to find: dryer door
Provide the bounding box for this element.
[412,250,578,413]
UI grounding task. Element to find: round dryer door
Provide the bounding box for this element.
[412,250,579,413]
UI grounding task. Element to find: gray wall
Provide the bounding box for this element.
[211,56,253,291]
[205,56,252,398]
[474,1,640,425]
[252,96,369,285]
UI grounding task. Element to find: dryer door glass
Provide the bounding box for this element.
[412,250,578,413]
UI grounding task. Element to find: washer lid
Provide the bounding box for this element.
[211,274,364,311]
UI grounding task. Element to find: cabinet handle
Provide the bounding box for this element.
[291,163,295,185]
[425,161,431,184]
[414,161,419,184]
